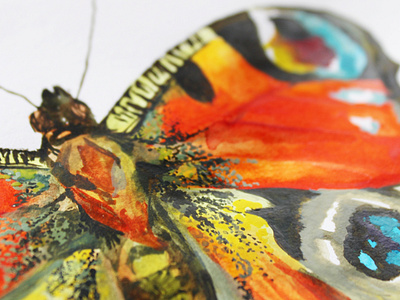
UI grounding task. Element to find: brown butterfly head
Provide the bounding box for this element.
[30,86,97,146]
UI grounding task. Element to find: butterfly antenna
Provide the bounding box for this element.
[76,0,97,99]
[0,85,38,108]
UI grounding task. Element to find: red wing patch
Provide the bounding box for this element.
[161,39,400,189]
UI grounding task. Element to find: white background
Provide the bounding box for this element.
[1,0,400,150]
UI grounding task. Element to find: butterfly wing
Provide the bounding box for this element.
[102,7,400,190]
[100,7,400,299]
[0,151,120,298]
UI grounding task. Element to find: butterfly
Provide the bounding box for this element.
[1,5,400,300]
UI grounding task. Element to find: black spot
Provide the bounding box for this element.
[272,17,310,40]
[174,60,215,103]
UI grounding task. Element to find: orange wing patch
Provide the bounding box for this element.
[162,38,400,189]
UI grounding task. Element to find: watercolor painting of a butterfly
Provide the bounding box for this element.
[1,2,400,299]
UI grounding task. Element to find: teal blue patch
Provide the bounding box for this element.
[368,239,377,248]
[331,89,387,105]
[359,250,378,271]
[369,216,400,244]
[386,250,400,266]
[294,12,367,79]
[364,120,380,135]
[350,116,380,135]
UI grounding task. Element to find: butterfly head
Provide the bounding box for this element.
[30,86,97,146]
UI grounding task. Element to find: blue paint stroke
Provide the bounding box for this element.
[387,250,400,267]
[349,116,380,135]
[369,215,400,244]
[359,250,378,271]
[331,89,387,105]
[294,12,367,79]
[368,239,377,248]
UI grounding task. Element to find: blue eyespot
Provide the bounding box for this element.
[344,206,400,280]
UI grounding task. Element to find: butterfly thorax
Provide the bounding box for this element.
[29,86,97,154]
[54,132,163,248]
[27,86,163,247]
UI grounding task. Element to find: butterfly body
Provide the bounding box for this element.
[1,6,400,300]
